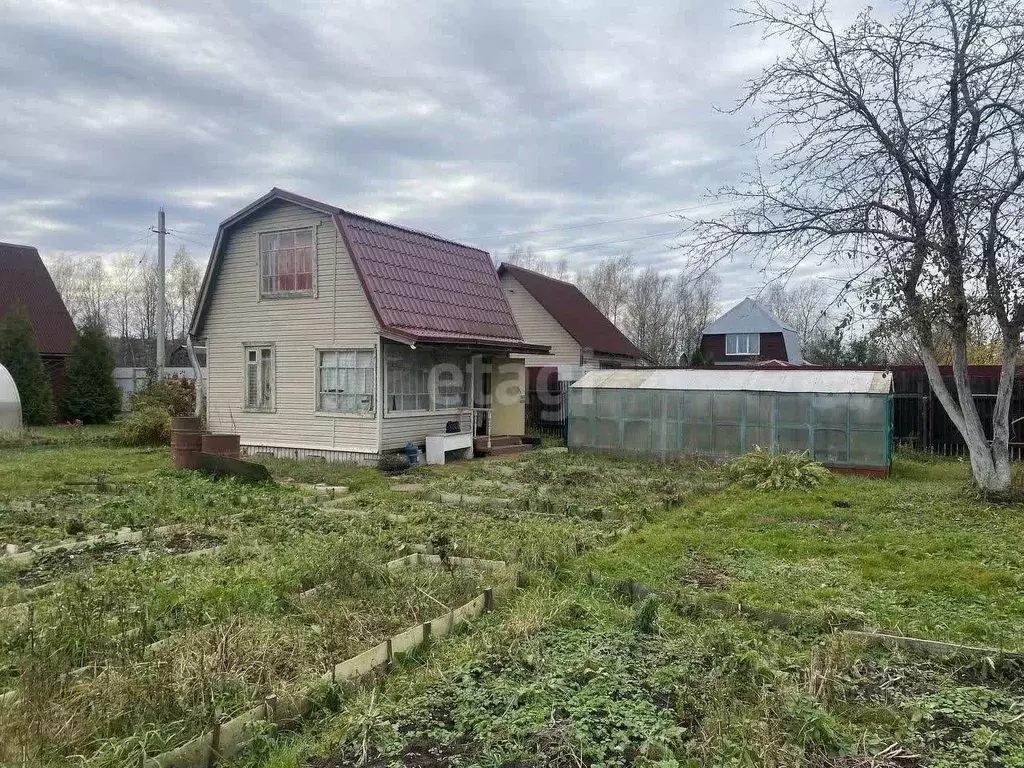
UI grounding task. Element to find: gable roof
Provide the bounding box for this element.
[0,242,76,356]
[703,297,804,364]
[191,189,547,353]
[497,263,648,361]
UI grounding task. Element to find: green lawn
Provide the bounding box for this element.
[583,458,1024,648]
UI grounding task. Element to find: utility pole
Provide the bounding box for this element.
[156,208,166,379]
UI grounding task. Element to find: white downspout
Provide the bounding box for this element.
[186,335,206,419]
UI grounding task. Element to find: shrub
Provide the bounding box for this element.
[63,321,121,424]
[729,446,832,491]
[0,303,52,425]
[130,378,195,417]
[118,405,171,446]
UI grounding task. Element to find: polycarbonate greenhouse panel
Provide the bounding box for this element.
[567,385,893,471]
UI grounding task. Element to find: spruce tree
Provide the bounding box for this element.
[0,304,52,426]
[63,320,121,424]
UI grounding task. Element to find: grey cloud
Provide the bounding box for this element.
[0,0,862,306]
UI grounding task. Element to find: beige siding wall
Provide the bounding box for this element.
[499,274,580,367]
[203,200,381,454]
[381,410,474,451]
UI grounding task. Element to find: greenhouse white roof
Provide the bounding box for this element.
[572,368,892,394]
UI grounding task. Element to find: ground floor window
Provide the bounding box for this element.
[244,345,274,410]
[318,349,375,413]
[386,345,469,412]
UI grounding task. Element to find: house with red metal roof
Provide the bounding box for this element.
[189,188,550,462]
[0,241,77,405]
[497,263,648,370]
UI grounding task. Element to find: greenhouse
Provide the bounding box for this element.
[568,368,893,474]
[0,363,22,431]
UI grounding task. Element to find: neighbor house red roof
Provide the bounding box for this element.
[497,263,648,361]
[0,241,76,356]
[191,188,548,353]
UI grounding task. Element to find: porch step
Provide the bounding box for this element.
[473,435,536,458]
[473,435,523,452]
[486,443,535,457]
[475,435,524,449]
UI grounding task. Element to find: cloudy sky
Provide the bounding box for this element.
[0,0,862,305]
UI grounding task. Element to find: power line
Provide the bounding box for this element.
[167,231,213,251]
[473,201,716,243]
[524,230,681,256]
[101,229,155,254]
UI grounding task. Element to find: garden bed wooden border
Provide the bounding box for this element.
[603,575,1024,663]
[1,523,211,566]
[140,587,495,768]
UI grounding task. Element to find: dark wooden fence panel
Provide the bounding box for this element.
[526,383,569,441]
[888,366,1024,460]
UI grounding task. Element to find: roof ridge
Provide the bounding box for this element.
[501,261,578,287]
[338,208,491,256]
[262,188,491,257]
[0,241,37,250]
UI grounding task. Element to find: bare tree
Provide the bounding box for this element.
[690,0,1024,491]
[136,261,158,347]
[578,252,635,326]
[43,252,84,322]
[108,252,139,342]
[672,269,721,362]
[624,267,676,363]
[78,254,108,330]
[168,245,202,344]
[759,280,834,347]
[500,245,546,273]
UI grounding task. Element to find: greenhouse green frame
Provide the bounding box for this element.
[568,387,893,471]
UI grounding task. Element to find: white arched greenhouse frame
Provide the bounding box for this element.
[0,363,22,431]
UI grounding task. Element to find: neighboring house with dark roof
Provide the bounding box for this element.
[189,188,550,461]
[497,263,648,370]
[699,297,804,366]
[0,241,77,405]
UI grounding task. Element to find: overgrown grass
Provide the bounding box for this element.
[1,429,715,764]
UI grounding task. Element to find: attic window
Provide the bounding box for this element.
[726,333,760,356]
[260,228,315,296]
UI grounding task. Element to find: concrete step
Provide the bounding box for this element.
[483,443,536,457]
[474,435,525,451]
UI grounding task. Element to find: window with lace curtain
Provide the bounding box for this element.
[317,350,375,414]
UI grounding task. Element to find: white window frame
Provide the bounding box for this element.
[725,333,760,356]
[384,345,469,416]
[258,227,317,299]
[243,343,275,412]
[314,348,377,417]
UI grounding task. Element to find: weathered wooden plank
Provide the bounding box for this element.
[844,630,1024,660]
[325,641,390,683]
[391,623,425,655]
